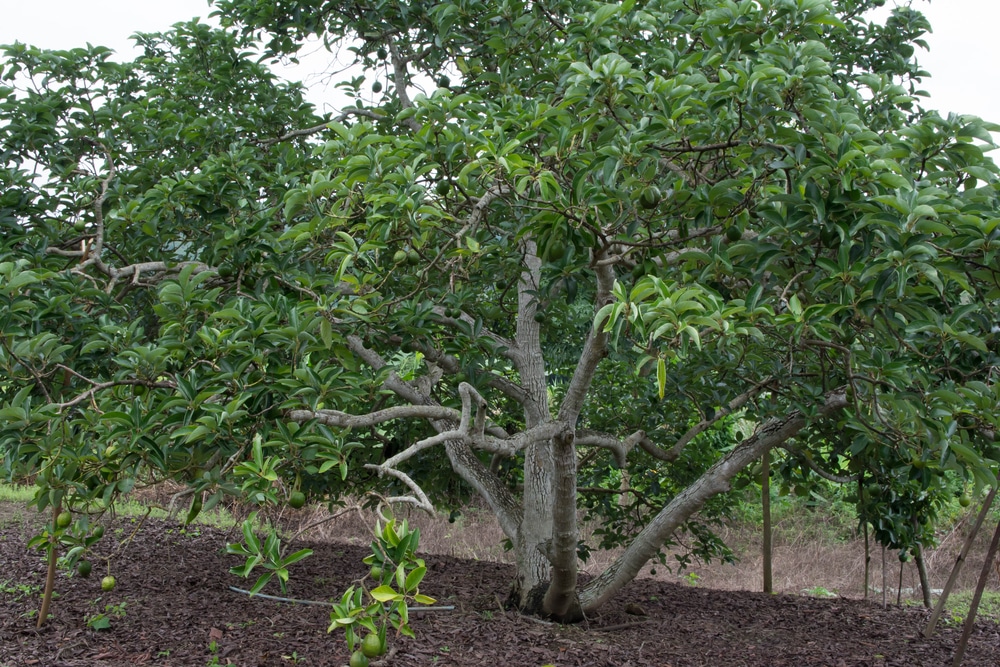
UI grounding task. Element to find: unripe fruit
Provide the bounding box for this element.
[56,511,72,529]
[350,650,370,667]
[361,633,385,658]
[639,186,661,210]
[77,560,92,578]
[370,565,383,581]
[101,575,116,592]
[372,80,383,94]
[289,491,306,509]
[92,525,104,539]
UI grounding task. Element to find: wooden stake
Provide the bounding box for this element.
[925,488,997,637]
[881,545,887,609]
[860,474,870,600]
[952,516,1000,667]
[762,449,772,594]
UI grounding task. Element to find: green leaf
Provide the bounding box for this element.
[369,585,404,603]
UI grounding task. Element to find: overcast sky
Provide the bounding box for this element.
[1,0,998,127]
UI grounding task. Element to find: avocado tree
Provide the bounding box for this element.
[2,0,999,622]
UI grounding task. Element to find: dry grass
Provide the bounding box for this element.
[283,499,1000,606]
[18,479,999,606]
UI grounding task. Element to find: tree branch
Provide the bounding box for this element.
[363,464,434,513]
[388,40,421,132]
[578,389,849,612]
[663,378,772,461]
[557,255,615,424]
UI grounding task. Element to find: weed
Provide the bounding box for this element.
[803,586,837,598]
[86,600,127,630]
[680,571,701,586]
[0,579,40,602]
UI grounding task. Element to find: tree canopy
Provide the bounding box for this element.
[2,0,999,620]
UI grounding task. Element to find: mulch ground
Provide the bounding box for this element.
[1,511,999,667]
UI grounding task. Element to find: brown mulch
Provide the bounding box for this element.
[1,512,999,667]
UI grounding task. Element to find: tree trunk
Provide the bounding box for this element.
[542,427,583,621]
[577,391,848,612]
[510,439,555,610]
[915,546,932,609]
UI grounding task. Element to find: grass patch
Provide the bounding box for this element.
[0,481,243,530]
[935,590,1000,627]
[0,483,35,504]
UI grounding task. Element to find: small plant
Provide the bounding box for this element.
[86,600,127,630]
[328,511,435,663]
[803,586,837,598]
[0,579,41,602]
[226,511,313,595]
[681,571,701,586]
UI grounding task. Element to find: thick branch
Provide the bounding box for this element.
[782,443,857,484]
[259,108,388,147]
[664,379,772,460]
[388,40,421,132]
[287,404,459,429]
[578,390,849,612]
[345,334,523,538]
[557,257,615,424]
[364,464,434,513]
[575,429,653,468]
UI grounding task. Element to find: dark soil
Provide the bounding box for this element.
[2,511,999,667]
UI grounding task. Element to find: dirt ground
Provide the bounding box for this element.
[2,507,1000,667]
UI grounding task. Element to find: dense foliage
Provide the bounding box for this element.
[2,0,998,619]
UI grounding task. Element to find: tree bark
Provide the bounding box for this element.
[577,391,848,612]
[542,427,583,621]
[915,546,931,609]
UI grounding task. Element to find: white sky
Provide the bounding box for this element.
[0,0,998,126]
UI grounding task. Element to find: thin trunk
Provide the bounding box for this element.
[37,504,60,628]
[762,449,772,594]
[952,517,1000,667]
[925,488,997,637]
[577,391,848,612]
[863,520,870,600]
[542,428,582,621]
[915,546,931,609]
[881,545,887,609]
[896,557,904,606]
[860,474,869,600]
